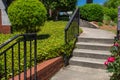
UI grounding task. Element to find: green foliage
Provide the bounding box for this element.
[79,28,83,34]
[41,0,77,19]
[0,61,4,79]
[110,21,116,26]
[103,15,111,25]
[98,22,103,26]
[103,7,117,21]
[80,4,104,22]
[42,0,77,11]
[8,0,47,33]
[114,17,118,24]
[104,0,120,8]
[0,21,76,79]
[105,40,120,80]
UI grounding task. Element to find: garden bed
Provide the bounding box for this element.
[0,21,70,79]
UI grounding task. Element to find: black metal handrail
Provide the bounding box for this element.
[65,7,80,44]
[116,6,120,40]
[0,33,37,80]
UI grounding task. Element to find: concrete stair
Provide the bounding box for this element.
[76,42,111,51]
[69,32,114,69]
[70,57,105,69]
[73,49,110,59]
[78,37,114,44]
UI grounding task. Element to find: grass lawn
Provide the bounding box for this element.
[0,20,69,79]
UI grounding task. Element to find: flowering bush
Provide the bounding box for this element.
[104,40,120,80]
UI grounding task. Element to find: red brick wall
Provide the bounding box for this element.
[0,25,11,34]
[0,9,11,34]
[9,57,64,80]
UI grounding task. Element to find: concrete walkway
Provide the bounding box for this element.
[51,27,115,80]
[80,27,115,39]
[51,66,111,80]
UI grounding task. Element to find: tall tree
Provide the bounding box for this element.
[86,0,93,3]
[41,0,77,20]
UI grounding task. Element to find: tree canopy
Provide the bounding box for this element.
[104,0,120,8]
[41,0,77,11]
[41,0,77,20]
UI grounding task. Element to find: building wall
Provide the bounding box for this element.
[0,0,11,34]
[0,9,11,34]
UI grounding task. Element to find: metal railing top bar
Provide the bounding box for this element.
[0,34,22,49]
[65,7,79,31]
[0,33,36,50]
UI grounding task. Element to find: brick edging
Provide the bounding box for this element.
[9,56,64,80]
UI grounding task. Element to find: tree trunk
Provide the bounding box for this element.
[49,9,52,17]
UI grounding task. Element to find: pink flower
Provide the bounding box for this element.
[114,42,119,47]
[104,61,109,66]
[107,57,115,62]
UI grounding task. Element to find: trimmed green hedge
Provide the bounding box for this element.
[80,4,104,22]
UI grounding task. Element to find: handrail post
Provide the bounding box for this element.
[24,34,27,80]
[78,8,80,36]
[117,6,120,40]
[34,33,37,80]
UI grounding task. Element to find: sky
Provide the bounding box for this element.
[77,0,107,6]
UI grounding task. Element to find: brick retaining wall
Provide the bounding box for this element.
[9,56,64,80]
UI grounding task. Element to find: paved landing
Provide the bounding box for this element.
[80,27,115,39]
[51,66,111,80]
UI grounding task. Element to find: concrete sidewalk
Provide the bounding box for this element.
[51,66,111,80]
[80,27,115,39]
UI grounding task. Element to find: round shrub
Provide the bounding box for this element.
[103,7,117,21]
[8,0,47,33]
[80,4,104,22]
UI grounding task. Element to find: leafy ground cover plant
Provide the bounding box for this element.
[0,21,78,79]
[104,39,120,80]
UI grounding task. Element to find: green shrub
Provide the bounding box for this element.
[80,4,104,22]
[79,28,83,33]
[110,21,116,26]
[98,22,103,26]
[104,40,120,80]
[103,15,111,25]
[8,0,47,33]
[114,17,118,24]
[103,7,117,21]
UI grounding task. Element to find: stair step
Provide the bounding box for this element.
[73,49,110,59]
[76,42,112,51]
[78,37,114,44]
[69,57,106,69]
